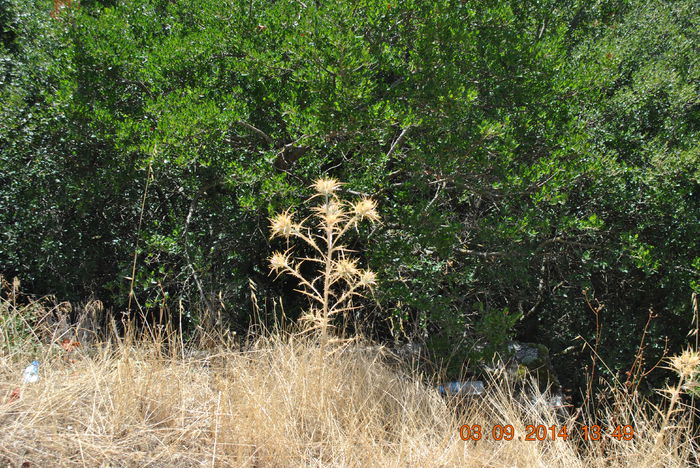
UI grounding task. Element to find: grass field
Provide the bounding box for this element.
[1,293,698,467]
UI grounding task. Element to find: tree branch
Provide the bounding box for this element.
[236,120,274,146]
[386,126,411,160]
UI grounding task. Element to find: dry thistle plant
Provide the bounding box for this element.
[653,348,700,446]
[267,178,380,346]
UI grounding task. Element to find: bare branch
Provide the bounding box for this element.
[236,120,274,146]
[457,248,506,258]
[386,126,411,160]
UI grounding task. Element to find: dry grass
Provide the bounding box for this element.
[2,276,699,467]
[0,321,698,467]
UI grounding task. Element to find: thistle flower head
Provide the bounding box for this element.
[269,209,296,239]
[358,269,377,288]
[335,258,360,280]
[313,200,347,227]
[668,348,700,379]
[269,250,292,275]
[353,197,380,223]
[312,178,342,196]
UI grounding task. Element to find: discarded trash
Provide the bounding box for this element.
[60,338,80,352]
[437,380,485,396]
[22,360,40,384]
[7,387,21,403]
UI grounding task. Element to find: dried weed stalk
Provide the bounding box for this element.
[267,178,380,346]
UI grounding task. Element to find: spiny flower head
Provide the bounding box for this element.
[358,269,377,288]
[269,209,296,239]
[335,258,360,280]
[668,348,700,379]
[269,250,292,275]
[353,197,380,223]
[312,178,342,196]
[313,200,347,227]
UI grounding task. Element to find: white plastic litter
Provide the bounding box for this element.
[23,360,40,383]
[437,380,485,396]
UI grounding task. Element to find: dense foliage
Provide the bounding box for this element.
[1,0,698,396]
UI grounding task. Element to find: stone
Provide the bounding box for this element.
[505,341,561,391]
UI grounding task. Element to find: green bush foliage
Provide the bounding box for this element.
[1,0,698,394]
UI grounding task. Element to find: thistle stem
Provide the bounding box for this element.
[654,376,685,452]
[321,193,333,351]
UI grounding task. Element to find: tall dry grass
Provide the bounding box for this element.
[1,298,699,467]
[2,265,699,467]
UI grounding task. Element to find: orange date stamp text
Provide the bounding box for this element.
[459,424,635,441]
